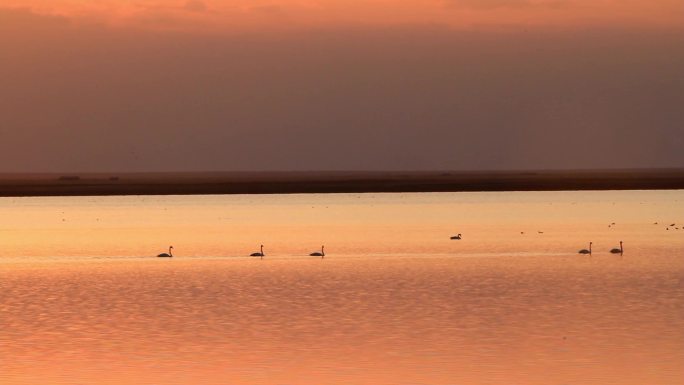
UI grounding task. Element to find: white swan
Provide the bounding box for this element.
[610,241,623,254]
[157,246,173,258]
[310,245,325,258]
[251,245,265,259]
[578,242,592,255]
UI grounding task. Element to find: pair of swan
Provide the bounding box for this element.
[578,241,623,255]
[250,245,325,258]
[157,245,325,258]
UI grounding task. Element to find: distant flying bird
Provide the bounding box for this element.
[251,245,265,259]
[670,223,676,227]
[610,241,623,254]
[157,246,173,258]
[450,234,462,240]
[578,242,592,255]
[310,245,325,258]
[538,231,544,234]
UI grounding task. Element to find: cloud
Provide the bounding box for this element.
[247,5,284,16]
[442,0,566,10]
[0,6,70,30]
[3,0,683,32]
[1,11,683,172]
[183,0,208,13]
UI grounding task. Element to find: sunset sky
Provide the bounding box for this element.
[1,0,682,171]
[3,0,684,31]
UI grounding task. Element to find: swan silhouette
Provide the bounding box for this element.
[450,233,462,240]
[610,241,623,254]
[578,242,592,255]
[251,245,265,259]
[310,245,325,258]
[157,246,173,258]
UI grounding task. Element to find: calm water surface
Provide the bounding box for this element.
[1,191,683,384]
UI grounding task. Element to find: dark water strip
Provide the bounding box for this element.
[1,169,683,197]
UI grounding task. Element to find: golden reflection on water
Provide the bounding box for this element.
[0,191,682,259]
[1,191,683,384]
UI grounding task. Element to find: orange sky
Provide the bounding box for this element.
[2,1,683,172]
[3,0,683,32]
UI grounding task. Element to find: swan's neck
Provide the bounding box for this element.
[589,243,592,253]
[169,247,173,257]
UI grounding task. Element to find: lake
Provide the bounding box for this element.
[1,191,683,384]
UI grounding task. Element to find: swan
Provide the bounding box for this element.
[310,245,325,258]
[578,242,592,255]
[450,233,462,240]
[250,245,265,259]
[610,241,623,254]
[157,246,173,258]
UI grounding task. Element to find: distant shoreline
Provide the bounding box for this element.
[1,169,683,197]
